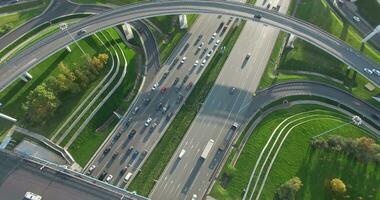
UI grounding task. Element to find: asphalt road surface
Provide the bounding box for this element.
[85,14,234,190]
[328,0,380,50]
[150,0,292,199]
[0,151,141,200]
[1,0,379,92]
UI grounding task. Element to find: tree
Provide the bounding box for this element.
[98,53,109,65]
[59,62,76,81]
[274,177,303,200]
[22,84,60,124]
[330,178,346,194]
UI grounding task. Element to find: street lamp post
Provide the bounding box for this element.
[59,23,90,59]
[312,115,363,139]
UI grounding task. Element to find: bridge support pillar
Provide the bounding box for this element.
[179,15,188,29]
[122,23,134,40]
[286,34,296,48]
[362,25,380,43]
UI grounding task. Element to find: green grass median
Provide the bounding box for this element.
[129,21,246,196]
[211,104,378,199]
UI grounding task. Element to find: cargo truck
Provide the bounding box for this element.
[201,139,215,159]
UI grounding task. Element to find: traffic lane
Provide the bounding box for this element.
[88,15,223,181]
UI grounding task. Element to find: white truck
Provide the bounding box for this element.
[24,192,42,200]
[201,139,215,159]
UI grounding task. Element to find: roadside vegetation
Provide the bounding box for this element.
[67,29,139,166]
[258,0,380,108]
[0,33,111,138]
[211,104,379,199]
[129,20,246,196]
[0,0,50,37]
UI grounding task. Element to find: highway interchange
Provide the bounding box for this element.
[0,0,380,200]
[0,0,380,92]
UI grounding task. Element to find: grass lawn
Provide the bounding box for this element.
[68,29,138,166]
[355,0,380,28]
[211,104,379,200]
[259,0,380,109]
[0,34,108,138]
[128,21,246,196]
[0,0,50,37]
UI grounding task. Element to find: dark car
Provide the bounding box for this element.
[372,114,380,121]
[126,146,134,155]
[176,93,184,104]
[98,171,107,180]
[157,102,163,111]
[114,132,122,140]
[112,151,119,159]
[77,29,86,35]
[186,82,193,90]
[166,112,173,120]
[173,77,180,86]
[120,166,128,174]
[254,14,262,20]
[103,146,111,154]
[144,97,151,105]
[128,129,136,139]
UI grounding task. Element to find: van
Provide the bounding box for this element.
[178,149,186,159]
[124,172,133,183]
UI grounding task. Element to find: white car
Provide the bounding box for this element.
[211,32,217,40]
[194,60,199,67]
[151,83,159,90]
[201,59,207,67]
[353,16,360,22]
[364,68,373,75]
[198,42,204,49]
[24,192,42,200]
[145,117,152,127]
[88,165,96,173]
[372,68,380,76]
[180,56,187,64]
[215,39,220,45]
[105,174,113,183]
[206,49,214,58]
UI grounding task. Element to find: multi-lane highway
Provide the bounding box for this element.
[84,14,234,189]
[150,0,292,199]
[1,0,379,92]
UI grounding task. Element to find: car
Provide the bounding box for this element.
[151,121,158,130]
[245,53,252,60]
[128,129,136,139]
[145,117,152,126]
[144,97,151,105]
[87,165,96,174]
[114,132,122,140]
[126,146,134,155]
[162,103,170,113]
[183,75,189,83]
[125,116,133,127]
[178,149,186,159]
[166,112,173,120]
[163,71,169,79]
[372,114,380,121]
[24,192,42,200]
[198,42,204,49]
[103,146,111,154]
[194,60,199,67]
[99,171,107,180]
[372,68,380,76]
[120,166,128,174]
[176,93,184,103]
[186,82,193,90]
[152,83,159,91]
[77,29,86,35]
[230,87,236,95]
[130,150,139,162]
[254,14,262,19]
[124,172,133,183]
[364,68,373,75]
[160,87,167,93]
[206,50,214,58]
[200,59,207,67]
[173,77,180,85]
[157,102,163,111]
[215,39,220,45]
[353,16,360,22]
[105,174,113,183]
[131,106,140,115]
[211,32,217,40]
[192,194,198,200]
[180,56,187,64]
[112,151,119,159]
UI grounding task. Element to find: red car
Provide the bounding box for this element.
[160,87,167,93]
